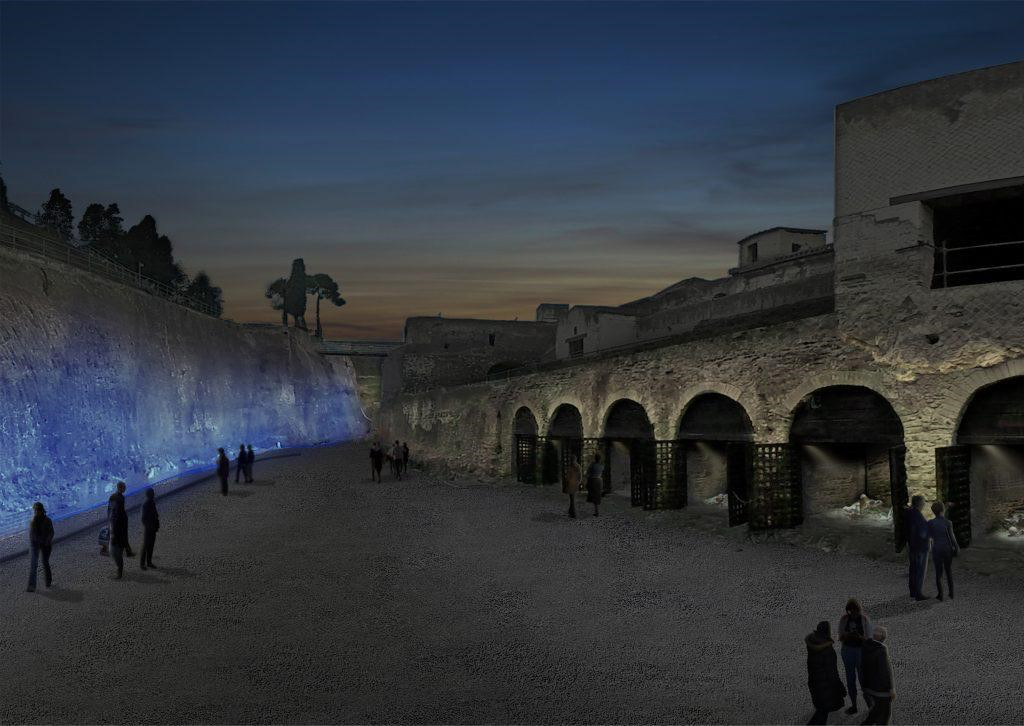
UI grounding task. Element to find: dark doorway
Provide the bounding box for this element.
[953,376,1024,544]
[548,404,584,485]
[677,393,754,526]
[789,386,904,529]
[603,399,655,505]
[514,407,539,483]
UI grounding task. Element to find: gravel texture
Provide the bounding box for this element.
[2,441,1023,724]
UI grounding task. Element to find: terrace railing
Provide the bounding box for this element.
[0,211,220,318]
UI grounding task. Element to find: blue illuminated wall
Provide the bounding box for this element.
[0,246,368,533]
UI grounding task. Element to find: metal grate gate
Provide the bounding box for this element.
[889,445,909,553]
[515,435,537,483]
[936,445,972,549]
[750,443,803,530]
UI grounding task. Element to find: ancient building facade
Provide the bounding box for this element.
[378,62,1024,544]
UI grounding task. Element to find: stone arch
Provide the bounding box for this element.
[594,389,664,439]
[677,389,755,441]
[547,403,584,438]
[512,405,538,436]
[943,359,1024,443]
[545,396,589,436]
[777,371,910,438]
[602,398,655,440]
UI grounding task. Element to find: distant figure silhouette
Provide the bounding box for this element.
[838,598,872,715]
[402,442,410,476]
[217,448,230,496]
[26,502,54,592]
[563,457,582,518]
[108,481,134,558]
[392,440,403,480]
[805,620,846,724]
[109,495,129,579]
[369,442,384,482]
[860,626,895,724]
[928,501,960,600]
[245,444,255,483]
[235,444,247,483]
[905,495,930,600]
[586,453,604,516]
[140,488,160,570]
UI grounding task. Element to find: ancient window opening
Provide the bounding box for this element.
[792,243,801,253]
[568,336,584,358]
[747,243,758,263]
[488,333,495,346]
[930,184,1024,289]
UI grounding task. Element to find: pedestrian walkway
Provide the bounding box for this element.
[1,441,1022,723]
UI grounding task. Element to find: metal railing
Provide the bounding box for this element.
[0,215,220,317]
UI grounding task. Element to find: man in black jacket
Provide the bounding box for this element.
[108,481,134,558]
[217,448,230,495]
[140,488,160,570]
[245,444,256,483]
[905,495,930,600]
[26,502,54,592]
[860,626,895,725]
[235,444,247,483]
[109,495,130,579]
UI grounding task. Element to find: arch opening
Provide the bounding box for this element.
[547,404,584,485]
[954,376,1024,541]
[513,407,539,483]
[789,385,905,524]
[677,393,754,519]
[602,399,654,503]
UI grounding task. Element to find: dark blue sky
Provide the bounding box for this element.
[3,2,1023,337]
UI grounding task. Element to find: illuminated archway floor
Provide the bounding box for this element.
[1,441,1022,724]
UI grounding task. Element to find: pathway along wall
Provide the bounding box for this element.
[0,245,368,530]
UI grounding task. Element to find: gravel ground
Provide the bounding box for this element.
[2,441,1023,724]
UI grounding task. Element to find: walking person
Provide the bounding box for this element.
[109,494,129,579]
[905,495,930,600]
[860,626,895,725]
[369,442,384,482]
[26,502,54,592]
[928,501,960,601]
[108,481,135,558]
[392,440,403,480]
[139,488,160,570]
[235,444,246,483]
[805,620,846,725]
[585,452,604,517]
[838,598,873,715]
[563,457,582,518]
[402,442,410,477]
[217,448,230,496]
[245,444,256,483]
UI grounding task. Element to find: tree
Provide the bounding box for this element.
[122,215,187,288]
[285,258,308,330]
[265,277,288,326]
[36,188,74,240]
[0,174,8,212]
[80,202,128,263]
[305,272,347,338]
[185,272,223,317]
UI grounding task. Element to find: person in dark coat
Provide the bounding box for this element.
[26,502,55,592]
[217,448,230,495]
[928,501,959,600]
[905,495,930,600]
[139,488,160,570]
[245,444,256,483]
[402,442,410,476]
[108,481,134,558]
[369,442,384,482]
[805,620,846,725]
[563,457,582,518]
[109,495,129,579]
[860,626,895,725]
[391,440,403,480]
[838,598,873,715]
[585,453,604,516]
[235,444,247,483]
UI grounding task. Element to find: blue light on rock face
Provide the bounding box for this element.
[0,247,368,534]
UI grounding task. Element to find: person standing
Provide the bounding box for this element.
[109,495,129,579]
[217,448,230,496]
[805,620,846,725]
[838,598,872,715]
[392,440,403,480]
[905,495,930,600]
[585,453,604,517]
[139,488,160,570]
[563,457,582,518]
[108,481,134,558]
[235,444,247,483]
[26,502,54,592]
[928,501,960,601]
[860,626,895,725]
[402,442,410,477]
[369,442,384,482]
[245,444,256,483]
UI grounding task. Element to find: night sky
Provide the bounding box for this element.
[3,2,1023,339]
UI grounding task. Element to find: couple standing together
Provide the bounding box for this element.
[563,453,604,518]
